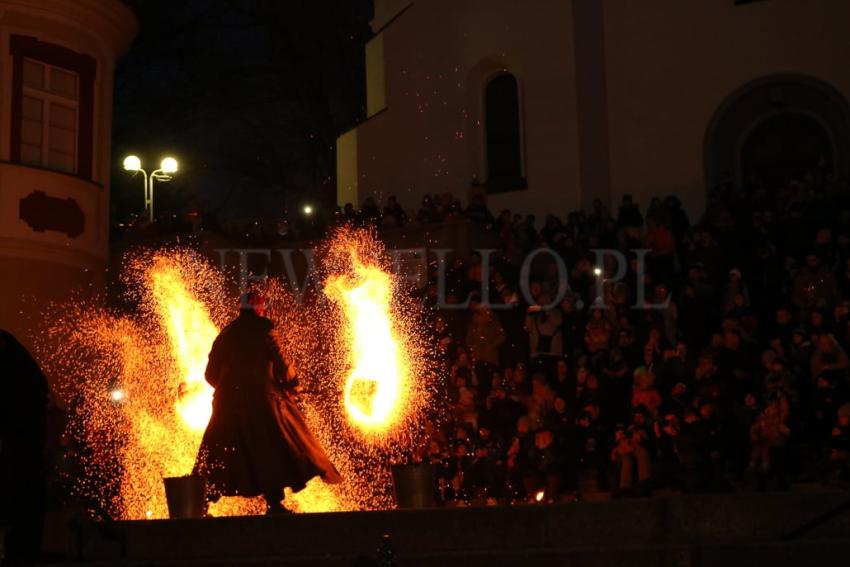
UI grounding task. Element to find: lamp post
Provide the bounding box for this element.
[123,155,179,223]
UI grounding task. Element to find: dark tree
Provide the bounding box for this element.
[112,0,371,225]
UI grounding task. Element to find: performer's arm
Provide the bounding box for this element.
[285,357,298,381]
[268,333,299,391]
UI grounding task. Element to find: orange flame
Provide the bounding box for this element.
[148,257,217,432]
[326,254,409,436]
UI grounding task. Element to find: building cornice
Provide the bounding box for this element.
[0,236,106,268]
[0,0,138,57]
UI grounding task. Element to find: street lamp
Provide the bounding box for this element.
[123,155,179,222]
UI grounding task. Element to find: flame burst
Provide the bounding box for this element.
[272,227,438,509]
[40,229,437,518]
[39,249,230,519]
[148,257,217,432]
[326,252,409,436]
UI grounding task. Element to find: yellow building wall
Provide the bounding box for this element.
[337,128,359,207]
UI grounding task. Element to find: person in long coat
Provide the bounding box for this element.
[193,293,341,513]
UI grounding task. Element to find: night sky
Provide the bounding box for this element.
[110,0,373,227]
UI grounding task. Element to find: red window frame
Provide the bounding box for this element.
[9,35,96,180]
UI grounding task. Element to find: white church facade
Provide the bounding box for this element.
[337,0,850,220]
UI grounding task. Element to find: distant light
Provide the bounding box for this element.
[535,490,545,503]
[123,155,141,171]
[593,267,603,276]
[110,388,126,402]
[303,205,314,216]
[160,157,179,174]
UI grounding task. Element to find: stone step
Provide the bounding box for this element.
[38,490,850,565]
[37,539,850,567]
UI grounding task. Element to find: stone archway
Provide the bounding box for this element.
[704,74,850,196]
[740,111,834,190]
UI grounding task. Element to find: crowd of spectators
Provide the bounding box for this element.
[112,171,850,505]
[344,179,850,505]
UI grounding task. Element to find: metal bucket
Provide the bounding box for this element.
[163,475,206,519]
[391,463,436,509]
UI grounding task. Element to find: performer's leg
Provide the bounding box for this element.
[202,481,221,517]
[263,489,288,514]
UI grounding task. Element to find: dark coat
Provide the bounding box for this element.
[193,311,340,498]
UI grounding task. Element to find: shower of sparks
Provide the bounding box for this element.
[268,227,439,510]
[40,229,438,519]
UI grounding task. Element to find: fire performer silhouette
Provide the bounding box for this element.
[193,292,341,514]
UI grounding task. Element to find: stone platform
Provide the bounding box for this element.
[42,490,850,566]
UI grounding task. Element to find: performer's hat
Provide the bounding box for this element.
[239,291,266,312]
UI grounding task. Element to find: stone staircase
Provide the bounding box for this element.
[38,490,850,566]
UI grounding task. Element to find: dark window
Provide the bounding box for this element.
[741,113,832,190]
[485,74,525,193]
[9,35,96,179]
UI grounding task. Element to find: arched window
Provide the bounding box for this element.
[485,73,525,192]
[704,75,850,195]
[741,113,832,190]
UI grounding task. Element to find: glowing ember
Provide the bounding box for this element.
[326,253,409,435]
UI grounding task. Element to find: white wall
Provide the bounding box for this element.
[602,0,850,218]
[346,0,850,224]
[345,0,582,220]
